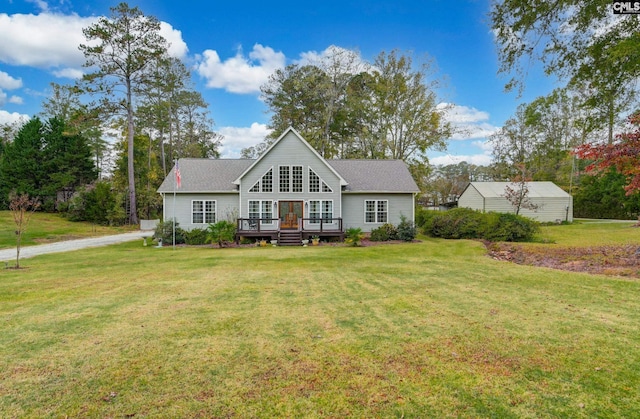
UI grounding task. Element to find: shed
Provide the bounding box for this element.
[458,181,573,222]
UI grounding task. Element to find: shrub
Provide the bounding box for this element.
[423,208,539,242]
[396,215,417,241]
[207,220,237,247]
[154,219,186,245]
[425,207,484,239]
[345,227,364,247]
[370,223,398,241]
[184,228,208,245]
[481,212,539,242]
[415,206,436,229]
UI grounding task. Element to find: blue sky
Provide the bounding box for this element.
[0,0,558,164]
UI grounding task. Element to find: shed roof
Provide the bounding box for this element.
[465,181,570,198]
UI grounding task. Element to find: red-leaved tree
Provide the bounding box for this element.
[575,112,640,196]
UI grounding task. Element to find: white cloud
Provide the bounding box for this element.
[0,110,29,125]
[0,71,23,90]
[160,22,188,59]
[9,95,23,105]
[430,153,493,167]
[218,123,272,158]
[0,12,187,75]
[296,45,368,71]
[196,44,286,94]
[52,67,84,79]
[440,103,500,141]
[0,12,97,68]
[26,0,49,12]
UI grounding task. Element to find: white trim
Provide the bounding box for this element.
[191,199,217,224]
[308,199,334,224]
[248,199,274,225]
[364,199,388,224]
[232,127,348,186]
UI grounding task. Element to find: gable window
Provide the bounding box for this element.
[279,165,303,193]
[249,168,273,193]
[248,200,274,224]
[365,200,387,223]
[192,200,216,224]
[308,167,333,193]
[309,200,333,224]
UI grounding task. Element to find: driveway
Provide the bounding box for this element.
[0,231,150,262]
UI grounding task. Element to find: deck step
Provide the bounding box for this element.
[278,231,302,246]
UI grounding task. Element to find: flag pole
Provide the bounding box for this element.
[173,159,177,250]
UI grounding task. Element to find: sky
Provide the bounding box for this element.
[0,0,559,165]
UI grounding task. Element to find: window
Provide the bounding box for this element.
[249,168,273,193]
[365,200,387,223]
[292,166,303,192]
[192,200,216,224]
[279,166,290,192]
[309,200,333,224]
[279,165,303,193]
[308,167,333,193]
[248,200,273,224]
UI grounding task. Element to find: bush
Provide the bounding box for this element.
[184,228,208,245]
[481,212,539,242]
[207,220,237,247]
[425,207,485,239]
[370,223,398,241]
[396,215,417,241]
[154,219,186,245]
[345,227,364,247]
[415,206,436,229]
[423,208,538,242]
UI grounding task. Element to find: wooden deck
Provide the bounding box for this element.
[235,217,345,244]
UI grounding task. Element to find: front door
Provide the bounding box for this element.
[279,201,303,229]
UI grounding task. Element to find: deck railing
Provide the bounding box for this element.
[236,217,343,233]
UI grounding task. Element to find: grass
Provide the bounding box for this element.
[1,227,640,417]
[533,219,639,247]
[0,211,137,249]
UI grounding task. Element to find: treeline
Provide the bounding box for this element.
[0,3,221,224]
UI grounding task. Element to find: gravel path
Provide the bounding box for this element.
[0,231,150,262]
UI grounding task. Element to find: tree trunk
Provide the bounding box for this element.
[127,79,138,225]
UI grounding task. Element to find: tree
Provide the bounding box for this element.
[575,112,640,196]
[491,1,639,138]
[40,83,109,177]
[0,118,47,208]
[9,193,40,269]
[503,165,539,216]
[258,48,450,188]
[79,2,169,224]
[573,168,640,220]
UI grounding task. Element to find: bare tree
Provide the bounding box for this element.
[9,193,40,269]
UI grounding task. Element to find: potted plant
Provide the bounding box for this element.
[259,239,268,247]
[311,235,320,246]
[301,239,309,246]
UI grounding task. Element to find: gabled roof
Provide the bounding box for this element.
[157,158,420,194]
[328,159,420,193]
[232,127,347,186]
[464,181,570,198]
[157,158,253,193]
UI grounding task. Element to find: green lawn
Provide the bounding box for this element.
[536,219,640,247]
[0,211,137,249]
[1,229,639,417]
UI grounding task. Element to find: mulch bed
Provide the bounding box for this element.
[486,242,640,278]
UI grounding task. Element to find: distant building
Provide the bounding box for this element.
[458,181,573,222]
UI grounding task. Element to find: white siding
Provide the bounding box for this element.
[457,185,485,212]
[163,193,239,231]
[459,182,574,222]
[342,193,414,232]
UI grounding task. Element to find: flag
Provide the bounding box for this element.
[175,161,181,189]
